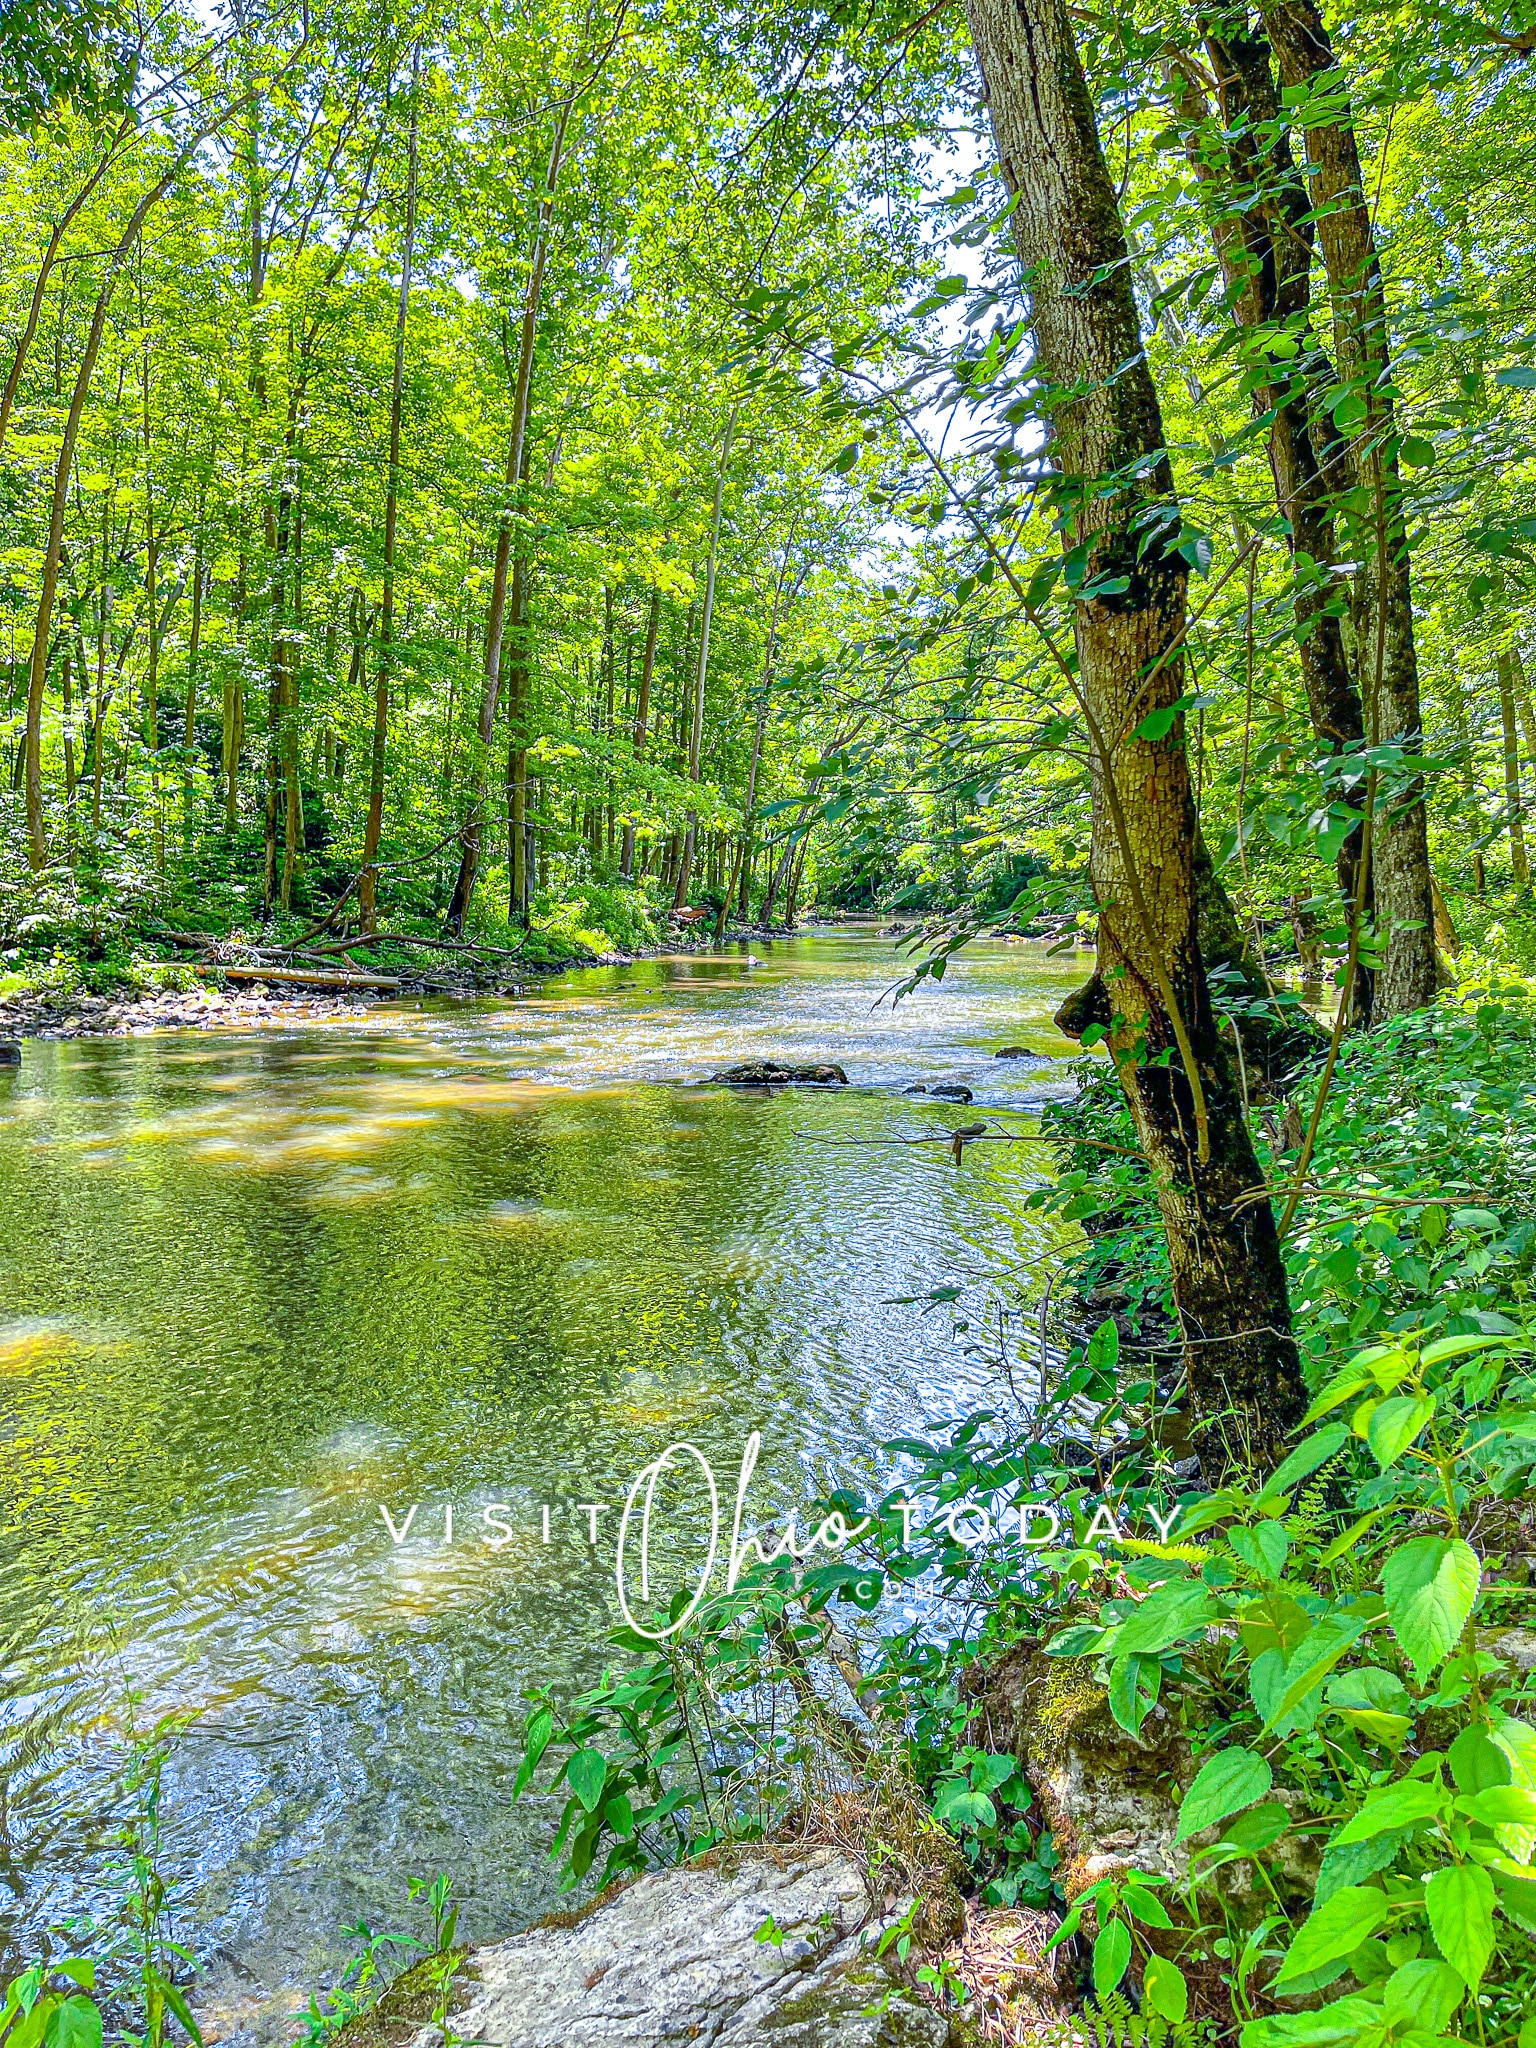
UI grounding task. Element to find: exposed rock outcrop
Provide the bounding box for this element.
[709,1061,849,1086]
[415,1847,950,2047]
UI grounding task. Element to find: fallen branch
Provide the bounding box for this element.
[197,965,402,992]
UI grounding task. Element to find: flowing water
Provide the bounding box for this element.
[0,927,1086,2025]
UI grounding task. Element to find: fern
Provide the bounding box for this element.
[1085,1989,1209,2048]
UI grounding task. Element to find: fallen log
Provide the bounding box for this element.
[197,965,402,993]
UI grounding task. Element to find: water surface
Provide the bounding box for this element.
[0,928,1084,2018]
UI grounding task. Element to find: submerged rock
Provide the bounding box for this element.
[420,1845,950,2047]
[928,1083,973,1104]
[710,1060,848,1086]
[994,1046,1033,1060]
[0,1040,20,1066]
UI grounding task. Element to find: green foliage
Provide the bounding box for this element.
[1036,990,1536,1374]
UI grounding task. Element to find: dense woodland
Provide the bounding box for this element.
[11,0,1536,2041]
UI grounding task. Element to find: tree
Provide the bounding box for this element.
[962,0,1306,1460]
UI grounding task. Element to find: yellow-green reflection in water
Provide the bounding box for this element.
[0,929,1084,2006]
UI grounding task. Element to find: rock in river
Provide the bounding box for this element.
[928,1083,973,1104]
[710,1060,848,1086]
[420,1845,950,2047]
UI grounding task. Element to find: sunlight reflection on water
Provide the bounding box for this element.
[0,928,1085,2011]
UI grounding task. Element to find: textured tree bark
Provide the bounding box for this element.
[1257,0,1437,1018]
[965,0,1304,1460]
[1166,27,1373,1023]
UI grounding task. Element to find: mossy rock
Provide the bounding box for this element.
[330,1951,475,2048]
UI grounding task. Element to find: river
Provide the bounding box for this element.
[0,927,1084,2025]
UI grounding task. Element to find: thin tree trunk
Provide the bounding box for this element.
[0,115,132,452]
[23,163,188,870]
[184,501,204,843]
[1499,646,1530,890]
[1258,0,1438,1018]
[673,406,737,908]
[719,559,795,937]
[360,50,421,932]
[448,100,572,930]
[1445,658,1486,893]
[621,585,660,878]
[966,0,1304,1463]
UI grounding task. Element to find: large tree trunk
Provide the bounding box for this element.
[1166,26,1373,1024]
[361,51,421,932]
[1258,0,1437,1019]
[965,0,1305,1462]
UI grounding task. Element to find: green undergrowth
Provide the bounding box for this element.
[1040,985,1536,1375]
[494,986,1536,2042]
[503,1302,1536,2045]
[0,873,677,995]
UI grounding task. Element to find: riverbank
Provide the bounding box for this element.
[0,920,805,1041]
[0,930,1077,2005]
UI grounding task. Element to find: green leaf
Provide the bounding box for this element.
[1332,1780,1442,1844]
[513,1706,556,1797]
[1123,1885,1174,1928]
[1219,1801,1292,1855]
[1400,435,1436,467]
[1092,1917,1131,1996]
[1329,1667,1411,1715]
[969,1752,1018,1792]
[1176,1748,1274,1842]
[1496,365,1536,389]
[1381,1959,1462,2033]
[1301,1371,1374,1425]
[1265,1614,1374,1730]
[933,1779,997,1831]
[1424,1863,1495,1986]
[1112,1580,1219,1657]
[1366,1396,1435,1471]
[1449,1724,1513,1795]
[1043,1624,1111,1658]
[1240,1999,1391,2048]
[42,2002,101,2048]
[1133,704,1180,741]
[1273,1886,1389,1992]
[1383,1537,1481,1680]
[1230,1522,1290,1581]
[1142,1954,1188,2024]
[1315,1830,1409,1906]
[1107,1653,1161,1736]
[1457,1785,1536,1825]
[567,1747,608,1813]
[603,1790,635,1837]
[1085,1317,1119,1371]
[144,1971,201,2048]
[1260,1424,1349,1500]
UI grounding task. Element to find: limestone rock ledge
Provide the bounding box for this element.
[419,1846,950,2047]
